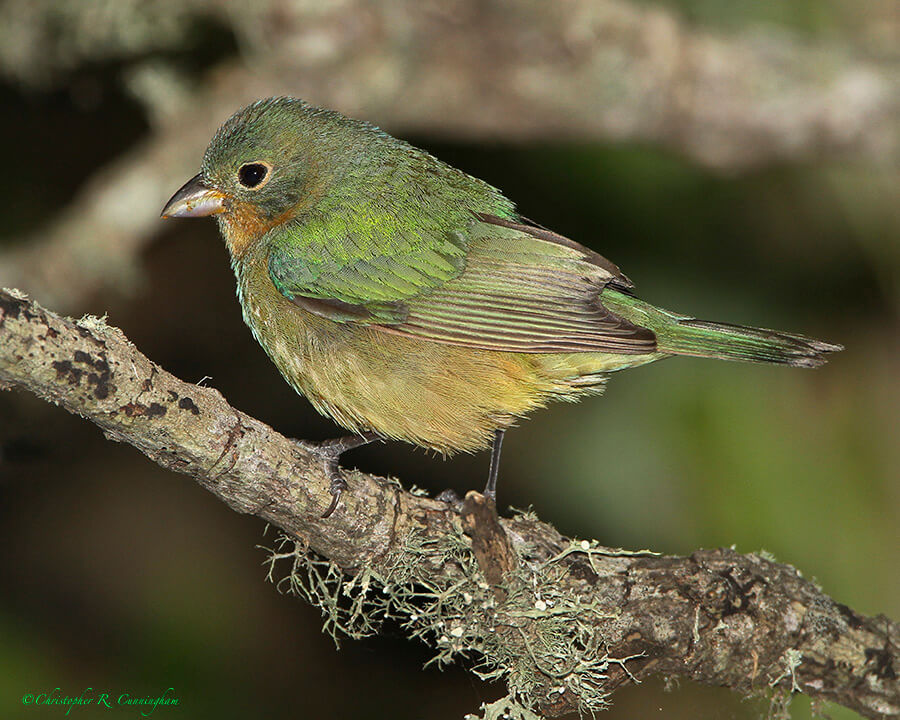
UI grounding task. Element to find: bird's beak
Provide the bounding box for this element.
[160,174,227,218]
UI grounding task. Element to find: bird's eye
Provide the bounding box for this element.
[238,162,270,189]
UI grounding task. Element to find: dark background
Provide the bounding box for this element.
[0,3,897,719]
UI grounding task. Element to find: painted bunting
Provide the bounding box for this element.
[161,97,841,517]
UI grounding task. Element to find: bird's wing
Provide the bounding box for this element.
[388,214,655,353]
[268,213,656,354]
[267,203,471,324]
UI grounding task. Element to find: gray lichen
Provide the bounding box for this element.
[264,526,646,716]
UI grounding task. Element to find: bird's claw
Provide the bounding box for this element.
[293,438,354,518]
[321,471,348,519]
[436,488,464,512]
[292,433,378,519]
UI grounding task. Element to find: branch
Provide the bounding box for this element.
[3,0,898,169]
[1,287,897,719]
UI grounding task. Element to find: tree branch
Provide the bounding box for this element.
[1,287,897,719]
[4,0,898,169]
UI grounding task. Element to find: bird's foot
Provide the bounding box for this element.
[436,488,464,511]
[293,432,378,518]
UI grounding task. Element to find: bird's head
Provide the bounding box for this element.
[161,97,377,257]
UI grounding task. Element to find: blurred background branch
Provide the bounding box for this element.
[2,288,897,719]
[0,0,898,310]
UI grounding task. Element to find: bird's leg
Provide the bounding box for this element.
[483,429,505,503]
[295,431,379,518]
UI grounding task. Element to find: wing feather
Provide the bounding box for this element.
[268,211,655,354]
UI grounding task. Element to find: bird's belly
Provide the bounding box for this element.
[241,291,564,454]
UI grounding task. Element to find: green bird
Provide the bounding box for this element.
[161,97,842,517]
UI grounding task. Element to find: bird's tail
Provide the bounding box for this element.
[601,289,842,368]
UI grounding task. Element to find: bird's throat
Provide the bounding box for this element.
[218,202,276,260]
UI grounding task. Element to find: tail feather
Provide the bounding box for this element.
[600,289,843,368]
[658,318,843,368]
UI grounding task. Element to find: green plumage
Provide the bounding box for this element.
[600,290,840,368]
[168,96,842,456]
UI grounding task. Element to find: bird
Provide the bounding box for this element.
[161,96,842,517]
